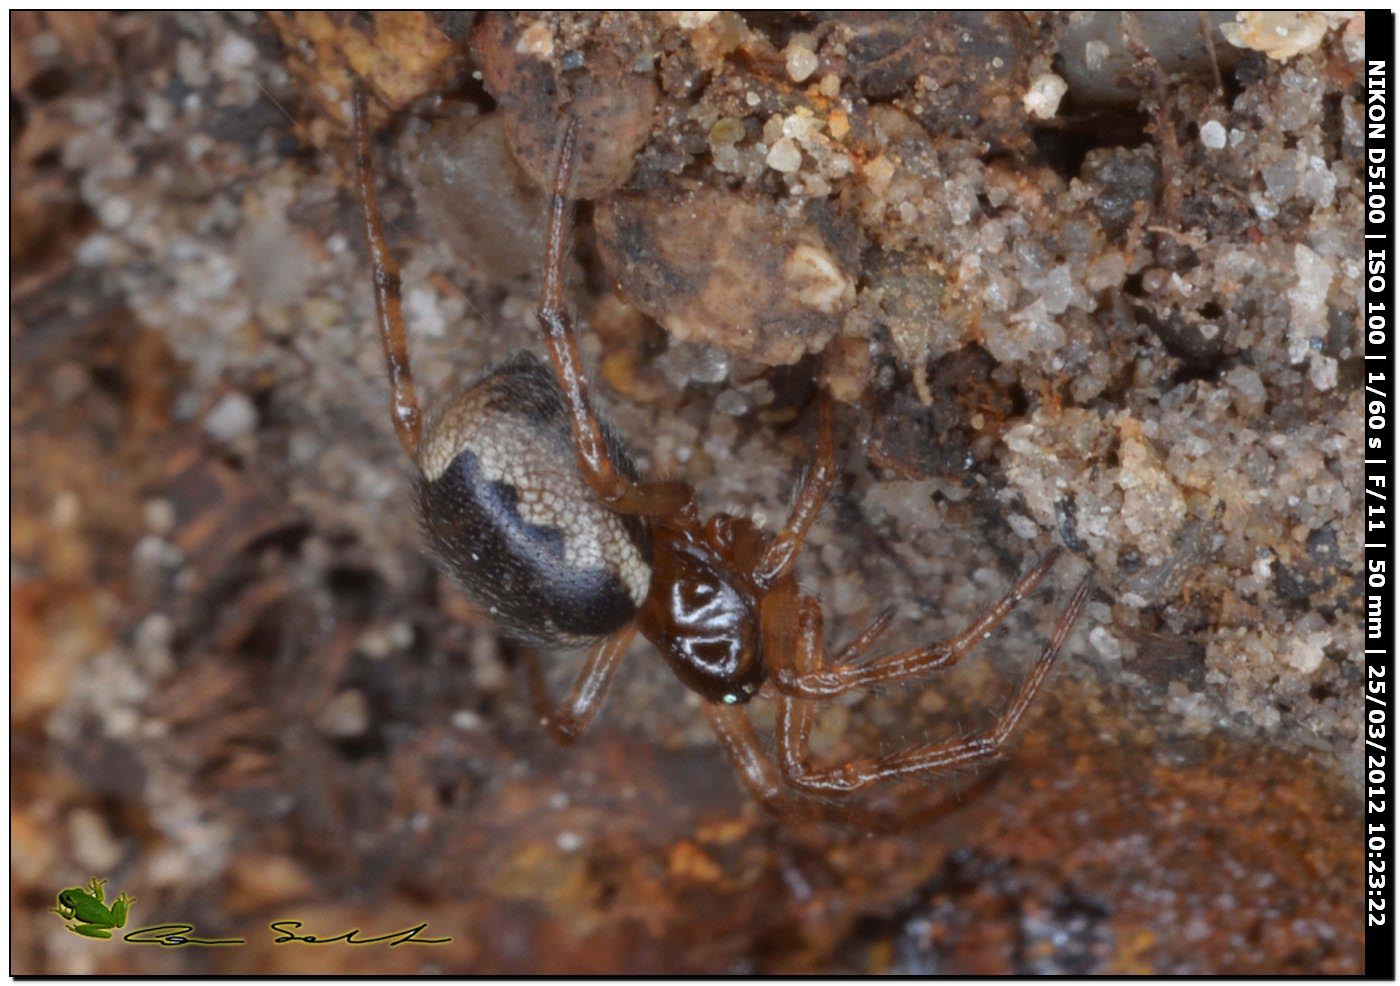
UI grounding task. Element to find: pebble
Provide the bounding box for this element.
[51,491,80,529]
[176,38,210,87]
[785,43,819,83]
[708,117,744,147]
[97,196,133,229]
[387,621,415,649]
[1007,513,1040,540]
[715,390,749,416]
[1200,120,1227,149]
[1083,39,1110,72]
[214,33,258,74]
[76,233,111,267]
[1288,244,1333,348]
[1089,626,1122,662]
[556,831,584,852]
[316,689,370,739]
[675,11,717,30]
[133,534,182,573]
[451,709,482,731]
[1221,12,1328,61]
[1023,72,1067,120]
[203,392,258,442]
[1308,353,1338,391]
[135,612,174,654]
[144,498,176,535]
[1283,633,1327,674]
[766,136,802,173]
[70,808,123,872]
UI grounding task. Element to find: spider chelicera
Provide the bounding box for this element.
[351,87,1092,827]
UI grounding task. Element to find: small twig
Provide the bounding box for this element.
[1146,224,1207,249]
[1198,12,1226,100]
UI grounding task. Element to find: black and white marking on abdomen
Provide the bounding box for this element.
[415,354,652,645]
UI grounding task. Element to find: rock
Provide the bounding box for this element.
[831,11,1032,147]
[595,187,858,363]
[269,12,465,126]
[1221,12,1331,62]
[1057,12,1242,107]
[203,392,258,443]
[471,12,657,199]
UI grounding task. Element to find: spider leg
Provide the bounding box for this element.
[701,701,899,832]
[776,548,1065,699]
[772,593,905,791]
[519,625,636,746]
[536,117,693,520]
[352,86,423,461]
[750,393,836,589]
[703,577,900,830]
[777,573,1093,795]
[774,595,824,787]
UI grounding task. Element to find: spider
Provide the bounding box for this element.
[351,88,1093,826]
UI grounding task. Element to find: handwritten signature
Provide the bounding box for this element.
[123,920,450,948]
[269,920,450,947]
[123,924,244,948]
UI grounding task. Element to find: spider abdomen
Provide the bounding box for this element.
[415,353,652,645]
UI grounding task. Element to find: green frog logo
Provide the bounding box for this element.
[49,877,135,939]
